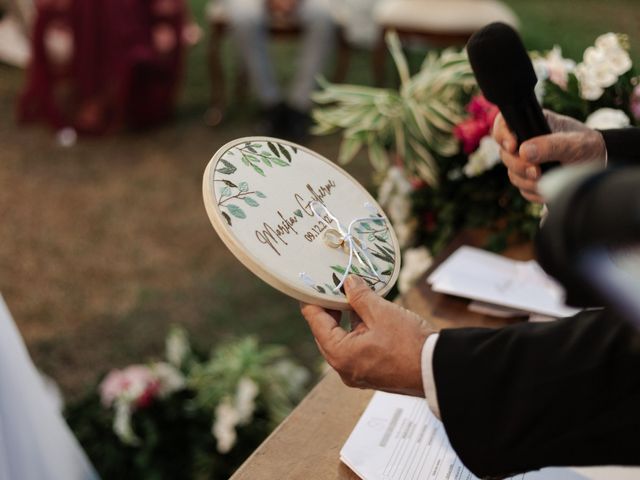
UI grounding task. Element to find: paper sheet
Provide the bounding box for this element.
[426,246,580,318]
[341,392,640,480]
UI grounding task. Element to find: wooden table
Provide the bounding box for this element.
[231,238,533,480]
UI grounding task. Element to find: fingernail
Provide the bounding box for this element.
[345,275,362,289]
[522,144,538,162]
[526,166,539,179]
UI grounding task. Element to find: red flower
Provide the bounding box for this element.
[453,95,499,154]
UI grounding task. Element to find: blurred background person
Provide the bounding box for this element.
[16,0,199,141]
[221,0,336,141]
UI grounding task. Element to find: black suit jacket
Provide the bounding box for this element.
[433,310,640,478]
[432,130,640,478]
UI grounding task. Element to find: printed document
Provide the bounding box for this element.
[341,392,640,480]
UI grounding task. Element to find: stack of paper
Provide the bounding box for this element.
[427,246,580,318]
[341,392,640,480]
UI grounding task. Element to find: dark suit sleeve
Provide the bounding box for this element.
[601,128,640,163]
[432,310,640,478]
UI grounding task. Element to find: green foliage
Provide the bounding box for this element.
[65,333,309,479]
[313,32,475,186]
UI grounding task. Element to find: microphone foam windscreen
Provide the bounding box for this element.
[466,22,538,105]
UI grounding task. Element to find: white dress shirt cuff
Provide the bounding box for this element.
[421,333,441,419]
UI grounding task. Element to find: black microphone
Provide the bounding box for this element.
[467,22,558,172]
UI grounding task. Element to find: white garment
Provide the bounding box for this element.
[222,0,336,111]
[0,295,99,480]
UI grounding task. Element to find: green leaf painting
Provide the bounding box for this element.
[214,141,294,226]
[226,204,246,219]
[243,197,259,207]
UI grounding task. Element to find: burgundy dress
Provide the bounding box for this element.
[18,0,185,134]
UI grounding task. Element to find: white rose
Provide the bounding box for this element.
[398,247,433,294]
[608,50,632,77]
[575,65,604,100]
[585,108,631,130]
[213,399,240,453]
[235,377,259,425]
[595,32,620,52]
[151,362,186,397]
[463,137,501,178]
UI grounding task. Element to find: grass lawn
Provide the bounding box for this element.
[0,0,639,400]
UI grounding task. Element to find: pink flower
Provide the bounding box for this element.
[631,84,640,122]
[99,365,160,409]
[453,95,499,154]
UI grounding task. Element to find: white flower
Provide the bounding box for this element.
[377,167,416,248]
[113,400,139,446]
[545,46,576,89]
[463,136,501,178]
[212,398,240,454]
[585,108,631,130]
[151,362,186,397]
[576,33,632,100]
[166,326,190,368]
[235,377,259,425]
[398,247,433,294]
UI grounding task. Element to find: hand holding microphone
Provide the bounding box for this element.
[493,111,607,203]
[467,22,607,203]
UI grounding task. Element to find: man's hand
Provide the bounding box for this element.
[301,275,434,397]
[493,110,607,203]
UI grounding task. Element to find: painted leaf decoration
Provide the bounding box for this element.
[261,156,272,167]
[243,196,259,207]
[217,159,237,175]
[278,144,292,162]
[239,182,249,192]
[222,211,232,226]
[222,180,237,188]
[271,156,289,167]
[294,209,303,218]
[331,265,346,275]
[332,273,346,295]
[267,141,280,157]
[316,286,326,294]
[252,164,265,176]
[226,204,246,219]
[221,186,231,197]
[256,191,267,198]
[381,269,392,276]
[291,145,298,153]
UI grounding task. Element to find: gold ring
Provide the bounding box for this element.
[323,229,344,249]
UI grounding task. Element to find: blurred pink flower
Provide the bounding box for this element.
[99,365,160,409]
[453,95,499,154]
[631,84,640,121]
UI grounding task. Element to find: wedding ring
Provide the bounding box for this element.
[323,228,344,249]
[342,236,363,254]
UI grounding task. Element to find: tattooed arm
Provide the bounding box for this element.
[492,111,607,204]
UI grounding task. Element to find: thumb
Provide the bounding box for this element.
[519,131,602,166]
[344,275,383,325]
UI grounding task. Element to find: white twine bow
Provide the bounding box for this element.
[308,201,383,292]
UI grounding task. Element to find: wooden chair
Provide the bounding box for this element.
[372,0,519,85]
[205,2,352,126]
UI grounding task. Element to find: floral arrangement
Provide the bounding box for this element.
[313,32,638,294]
[65,327,309,479]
